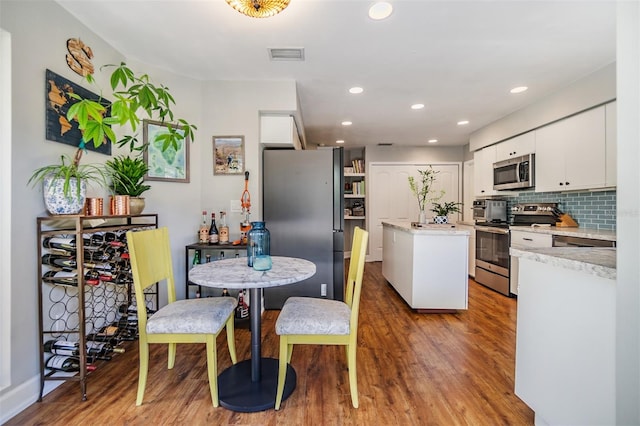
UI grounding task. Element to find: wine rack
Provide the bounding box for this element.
[36,214,158,401]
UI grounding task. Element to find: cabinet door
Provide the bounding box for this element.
[535,107,606,192]
[495,131,535,161]
[605,101,617,187]
[473,145,497,197]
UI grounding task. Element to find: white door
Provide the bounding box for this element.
[369,163,460,261]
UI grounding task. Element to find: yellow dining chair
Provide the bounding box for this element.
[274,226,369,409]
[126,227,237,406]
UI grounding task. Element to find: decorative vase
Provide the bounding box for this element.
[419,210,427,224]
[43,176,86,215]
[434,215,448,224]
[129,197,145,215]
[247,221,270,268]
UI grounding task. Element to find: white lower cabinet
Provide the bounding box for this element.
[382,223,469,310]
[509,230,552,295]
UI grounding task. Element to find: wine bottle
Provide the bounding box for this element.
[219,211,230,244]
[86,341,125,361]
[46,355,80,372]
[41,254,77,269]
[44,339,79,356]
[235,289,249,319]
[42,270,78,286]
[42,236,92,250]
[208,213,219,244]
[199,210,209,243]
[193,250,201,266]
[221,288,230,297]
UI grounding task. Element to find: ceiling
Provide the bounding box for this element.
[56,0,616,149]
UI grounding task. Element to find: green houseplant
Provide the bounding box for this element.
[30,63,196,215]
[408,166,444,223]
[430,201,462,224]
[105,155,151,214]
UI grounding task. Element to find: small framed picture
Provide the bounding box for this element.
[213,136,245,175]
[143,120,190,183]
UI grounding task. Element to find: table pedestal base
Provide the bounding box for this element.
[217,357,296,412]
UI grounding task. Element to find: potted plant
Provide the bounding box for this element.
[431,201,462,224]
[29,62,197,215]
[408,166,444,224]
[105,155,151,214]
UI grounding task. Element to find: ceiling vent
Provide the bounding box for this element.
[378,143,393,146]
[268,47,305,61]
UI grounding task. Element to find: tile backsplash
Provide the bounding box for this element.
[506,190,616,230]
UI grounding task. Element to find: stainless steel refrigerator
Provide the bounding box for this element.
[262,148,344,309]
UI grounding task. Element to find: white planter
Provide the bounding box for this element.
[43,176,86,215]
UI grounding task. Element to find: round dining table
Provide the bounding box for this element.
[188,255,316,412]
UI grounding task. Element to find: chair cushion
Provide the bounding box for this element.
[275,297,351,336]
[146,297,237,335]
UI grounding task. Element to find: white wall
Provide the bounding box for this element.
[615,2,640,423]
[469,62,616,151]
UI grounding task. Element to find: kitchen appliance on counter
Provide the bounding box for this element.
[493,153,535,190]
[262,148,344,309]
[472,199,507,223]
[511,202,560,226]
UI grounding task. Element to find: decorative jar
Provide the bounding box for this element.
[247,221,270,268]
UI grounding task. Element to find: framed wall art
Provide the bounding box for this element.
[45,69,111,155]
[143,120,190,182]
[213,136,245,175]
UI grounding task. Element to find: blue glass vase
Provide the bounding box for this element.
[247,221,270,268]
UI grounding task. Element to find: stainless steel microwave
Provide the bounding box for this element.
[493,153,535,190]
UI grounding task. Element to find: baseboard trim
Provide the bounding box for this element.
[0,374,63,423]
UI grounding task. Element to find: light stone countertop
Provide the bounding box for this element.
[382,221,470,236]
[509,225,616,241]
[510,247,616,280]
[189,256,316,289]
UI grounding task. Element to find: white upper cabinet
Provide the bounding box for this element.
[260,115,302,150]
[535,106,606,192]
[495,131,535,162]
[473,145,498,197]
[605,101,617,187]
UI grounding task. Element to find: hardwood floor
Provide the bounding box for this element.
[8,262,534,425]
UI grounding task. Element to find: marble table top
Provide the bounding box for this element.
[189,256,316,289]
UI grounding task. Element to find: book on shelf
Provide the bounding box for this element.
[350,159,364,174]
[351,181,365,195]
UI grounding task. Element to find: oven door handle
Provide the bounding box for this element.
[475,226,510,235]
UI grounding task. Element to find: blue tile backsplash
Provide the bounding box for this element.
[505,190,616,230]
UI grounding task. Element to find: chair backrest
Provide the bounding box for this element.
[126,227,176,333]
[345,226,368,337]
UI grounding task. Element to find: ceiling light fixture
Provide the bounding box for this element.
[225,0,290,18]
[342,121,353,126]
[411,103,425,110]
[510,86,528,94]
[428,139,438,143]
[369,2,393,20]
[457,120,469,126]
[349,87,364,94]
[336,140,345,144]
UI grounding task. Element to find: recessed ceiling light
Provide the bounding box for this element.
[411,103,425,110]
[457,120,469,126]
[342,121,353,126]
[369,2,393,20]
[336,140,345,144]
[349,87,364,94]
[510,86,528,94]
[428,139,438,143]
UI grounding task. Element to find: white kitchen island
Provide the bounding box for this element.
[381,221,469,312]
[511,246,616,426]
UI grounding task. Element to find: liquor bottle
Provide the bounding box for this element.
[45,355,80,372]
[208,213,219,244]
[219,211,230,244]
[219,251,225,261]
[44,339,79,356]
[41,254,77,269]
[221,288,230,297]
[199,210,209,243]
[235,289,249,319]
[192,250,201,266]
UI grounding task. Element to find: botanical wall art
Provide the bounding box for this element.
[143,120,190,182]
[213,136,245,175]
[45,69,111,155]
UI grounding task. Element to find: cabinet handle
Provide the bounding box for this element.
[559,182,564,186]
[565,182,570,186]
[523,238,533,241]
